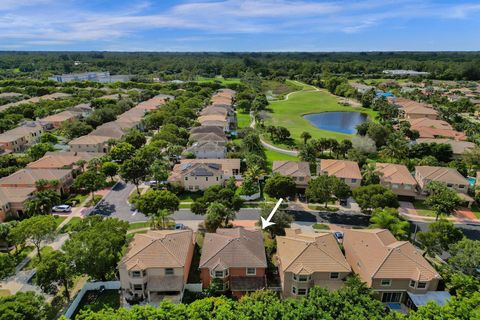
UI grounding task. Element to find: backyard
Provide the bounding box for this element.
[72,289,120,319]
[264,82,377,144]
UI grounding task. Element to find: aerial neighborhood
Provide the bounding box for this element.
[0,52,480,320]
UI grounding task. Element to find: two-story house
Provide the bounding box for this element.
[276,229,351,298]
[168,159,241,191]
[343,229,443,306]
[318,160,362,189]
[0,168,74,195]
[375,163,418,199]
[199,228,267,298]
[185,141,227,159]
[118,229,195,303]
[272,161,311,189]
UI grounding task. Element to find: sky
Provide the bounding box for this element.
[0,0,480,52]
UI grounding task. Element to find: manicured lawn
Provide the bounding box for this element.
[236,112,250,129]
[177,192,203,202]
[196,76,241,85]
[264,83,377,143]
[412,200,437,217]
[470,205,480,219]
[73,290,120,319]
[265,149,299,168]
[52,215,68,228]
[60,217,82,233]
[128,221,150,230]
[262,80,302,100]
[313,223,330,230]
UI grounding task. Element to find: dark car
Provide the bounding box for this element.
[334,231,344,242]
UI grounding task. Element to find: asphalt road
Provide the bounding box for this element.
[91,182,480,241]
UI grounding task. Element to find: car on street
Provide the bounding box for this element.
[334,231,344,242]
[52,204,72,212]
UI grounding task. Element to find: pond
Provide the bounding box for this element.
[304,111,368,134]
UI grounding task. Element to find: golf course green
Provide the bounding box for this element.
[265,82,377,143]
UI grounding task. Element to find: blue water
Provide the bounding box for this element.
[304,112,368,134]
[468,177,476,186]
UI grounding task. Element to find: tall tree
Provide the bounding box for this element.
[300,131,312,145]
[36,250,73,299]
[417,219,464,257]
[63,217,128,281]
[120,156,150,195]
[73,170,106,201]
[263,174,296,200]
[10,215,56,261]
[0,292,52,320]
[352,184,399,214]
[24,190,60,216]
[425,181,463,220]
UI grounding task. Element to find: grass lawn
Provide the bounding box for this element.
[313,223,330,230]
[52,215,68,228]
[177,191,203,202]
[179,203,191,209]
[128,221,150,230]
[264,82,377,143]
[262,80,302,100]
[236,112,250,129]
[412,200,437,217]
[60,217,82,233]
[73,290,120,319]
[265,149,299,168]
[195,76,241,85]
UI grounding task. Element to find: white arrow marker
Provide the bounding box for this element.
[261,198,283,229]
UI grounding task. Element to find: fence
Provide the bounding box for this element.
[63,281,121,319]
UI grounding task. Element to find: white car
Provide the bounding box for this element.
[52,205,72,212]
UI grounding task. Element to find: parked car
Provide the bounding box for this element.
[339,198,348,206]
[52,205,72,212]
[145,180,158,186]
[175,223,185,230]
[334,231,344,242]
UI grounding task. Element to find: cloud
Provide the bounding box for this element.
[0,0,479,49]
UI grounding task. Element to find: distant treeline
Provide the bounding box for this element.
[0,51,479,81]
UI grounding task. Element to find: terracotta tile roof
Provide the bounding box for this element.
[69,135,111,146]
[189,132,228,143]
[344,229,439,282]
[0,187,35,205]
[415,166,469,186]
[119,229,194,271]
[190,126,225,136]
[198,114,228,123]
[27,152,104,169]
[416,138,475,155]
[89,123,126,139]
[199,228,267,269]
[415,126,467,141]
[320,160,362,180]
[0,122,45,143]
[277,229,350,274]
[40,110,80,123]
[169,159,240,183]
[408,118,453,130]
[200,107,229,117]
[272,161,311,178]
[389,97,438,116]
[0,168,72,186]
[186,141,226,153]
[375,163,417,186]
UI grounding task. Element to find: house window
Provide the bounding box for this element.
[405,185,412,190]
[392,184,399,189]
[133,284,143,291]
[165,268,174,275]
[417,282,427,289]
[459,185,465,189]
[330,272,339,279]
[185,177,188,181]
[131,271,142,278]
[447,183,453,187]
[297,288,308,296]
[351,179,357,183]
[409,280,416,288]
[246,268,256,276]
[214,271,225,278]
[381,279,392,286]
[206,177,208,181]
[298,177,304,181]
[292,286,297,294]
[293,274,310,282]
[216,177,219,181]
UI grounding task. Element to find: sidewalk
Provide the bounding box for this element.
[399,201,480,225]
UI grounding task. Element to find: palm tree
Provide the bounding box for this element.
[153,209,172,230]
[246,164,266,184]
[369,208,409,239]
[361,163,383,185]
[75,160,87,173]
[328,139,338,157]
[300,131,312,145]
